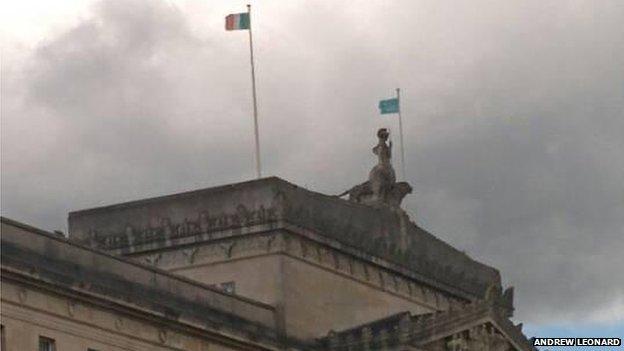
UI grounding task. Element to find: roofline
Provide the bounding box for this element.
[321,304,534,351]
[0,216,274,310]
[1,267,286,351]
[327,311,411,336]
[68,176,296,217]
[0,216,61,237]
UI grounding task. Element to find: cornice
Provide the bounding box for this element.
[130,230,469,312]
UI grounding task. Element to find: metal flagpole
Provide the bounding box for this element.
[396,88,406,180]
[247,4,262,178]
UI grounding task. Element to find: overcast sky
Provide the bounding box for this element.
[2,0,623,330]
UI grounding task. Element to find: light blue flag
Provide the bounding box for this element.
[379,98,399,114]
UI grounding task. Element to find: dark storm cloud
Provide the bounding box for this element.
[2,0,623,325]
[2,0,274,225]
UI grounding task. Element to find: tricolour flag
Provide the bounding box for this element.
[379,98,399,114]
[225,13,250,30]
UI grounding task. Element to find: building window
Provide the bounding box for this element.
[220,281,236,294]
[39,336,55,351]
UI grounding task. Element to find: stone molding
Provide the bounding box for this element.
[130,230,467,312]
[66,178,501,301]
[0,218,318,350]
[83,204,280,251]
[1,267,325,351]
[320,299,533,351]
[2,281,214,350]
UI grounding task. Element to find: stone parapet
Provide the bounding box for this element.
[67,177,501,301]
[320,298,533,351]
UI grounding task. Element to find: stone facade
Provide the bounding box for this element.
[69,177,502,301]
[1,176,533,350]
[1,217,298,351]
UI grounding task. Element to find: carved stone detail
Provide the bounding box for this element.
[265,235,276,252]
[67,301,77,316]
[182,247,199,264]
[392,275,400,291]
[115,316,124,330]
[447,333,469,351]
[158,329,167,343]
[17,288,27,303]
[88,204,279,250]
[338,128,412,208]
[130,231,464,311]
[332,252,340,270]
[219,242,236,258]
[144,253,162,266]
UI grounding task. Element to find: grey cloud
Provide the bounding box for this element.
[2,0,623,326]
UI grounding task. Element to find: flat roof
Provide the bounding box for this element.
[66,177,502,301]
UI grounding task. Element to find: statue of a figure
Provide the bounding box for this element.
[339,128,412,207]
[369,128,396,203]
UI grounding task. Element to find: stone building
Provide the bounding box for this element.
[1,130,535,350]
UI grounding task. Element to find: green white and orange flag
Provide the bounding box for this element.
[225,13,250,30]
[225,6,262,179]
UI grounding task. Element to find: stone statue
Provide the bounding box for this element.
[339,128,412,207]
[370,128,396,202]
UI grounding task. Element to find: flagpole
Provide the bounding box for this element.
[396,88,406,180]
[247,4,261,179]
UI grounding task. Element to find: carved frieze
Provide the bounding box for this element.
[88,204,279,250]
[131,230,465,311]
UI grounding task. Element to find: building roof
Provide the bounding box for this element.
[0,216,312,350]
[68,177,501,300]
